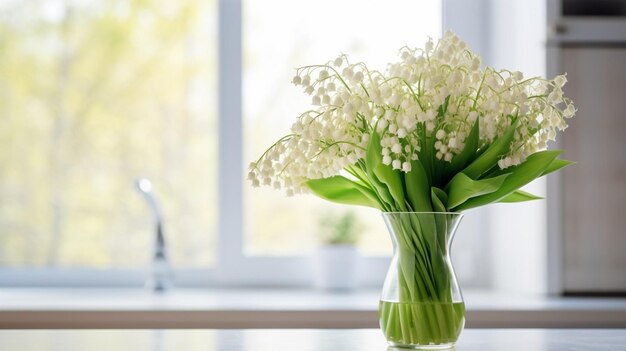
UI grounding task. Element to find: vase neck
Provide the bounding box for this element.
[382,212,463,253]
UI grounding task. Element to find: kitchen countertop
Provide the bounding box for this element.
[0,329,625,350]
[1,288,626,329]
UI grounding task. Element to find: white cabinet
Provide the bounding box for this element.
[547,0,626,294]
[561,47,626,292]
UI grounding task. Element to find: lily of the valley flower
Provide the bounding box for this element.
[249,31,575,196]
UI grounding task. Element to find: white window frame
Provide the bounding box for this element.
[216,0,491,288]
[0,0,490,288]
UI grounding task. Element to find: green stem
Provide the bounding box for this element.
[379,213,465,347]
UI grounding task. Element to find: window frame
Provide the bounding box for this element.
[0,0,490,288]
[216,0,489,288]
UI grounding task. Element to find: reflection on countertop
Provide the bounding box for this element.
[1,329,626,351]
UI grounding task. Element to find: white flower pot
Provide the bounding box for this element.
[314,244,359,291]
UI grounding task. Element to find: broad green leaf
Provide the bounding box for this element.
[366,129,386,174]
[306,176,380,209]
[446,172,509,209]
[417,126,434,185]
[431,100,454,187]
[540,158,575,177]
[404,159,433,212]
[374,164,407,211]
[454,150,562,211]
[365,130,395,210]
[431,187,448,212]
[498,189,543,203]
[432,154,447,187]
[462,118,519,179]
[443,118,480,180]
[487,151,571,178]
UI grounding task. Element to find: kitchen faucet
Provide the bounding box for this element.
[135,178,173,293]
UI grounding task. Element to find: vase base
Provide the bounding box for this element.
[379,300,465,350]
[387,342,455,350]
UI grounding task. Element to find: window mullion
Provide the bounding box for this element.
[217,0,244,283]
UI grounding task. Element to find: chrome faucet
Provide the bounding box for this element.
[135,178,173,293]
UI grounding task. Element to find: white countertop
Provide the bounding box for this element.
[0,329,625,350]
[1,288,626,328]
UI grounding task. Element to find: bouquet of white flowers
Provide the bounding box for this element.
[249,31,574,213]
[249,31,575,347]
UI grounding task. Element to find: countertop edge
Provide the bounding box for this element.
[1,309,626,329]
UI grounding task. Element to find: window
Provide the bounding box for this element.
[2,0,494,288]
[243,0,442,256]
[0,0,217,279]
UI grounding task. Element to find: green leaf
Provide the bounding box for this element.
[437,95,451,117]
[416,126,434,185]
[454,149,562,211]
[462,118,519,179]
[306,176,380,209]
[374,164,407,211]
[367,129,406,211]
[540,158,575,177]
[365,130,395,210]
[443,118,480,179]
[404,159,433,212]
[446,172,509,209]
[487,152,573,178]
[366,129,386,174]
[498,189,543,203]
[431,187,448,212]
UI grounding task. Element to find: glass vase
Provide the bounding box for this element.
[379,212,465,349]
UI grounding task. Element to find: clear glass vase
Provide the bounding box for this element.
[379,212,465,349]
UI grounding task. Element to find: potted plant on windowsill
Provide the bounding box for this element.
[314,210,362,291]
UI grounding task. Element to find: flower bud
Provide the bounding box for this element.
[391,143,402,154]
[554,74,567,88]
[402,162,412,172]
[436,129,446,140]
[353,71,364,82]
[302,74,311,86]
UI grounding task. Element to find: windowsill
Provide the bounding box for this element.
[1,288,625,329]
